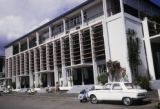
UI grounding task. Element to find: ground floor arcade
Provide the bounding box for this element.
[10,64,106,89]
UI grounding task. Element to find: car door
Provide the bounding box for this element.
[109,83,124,101]
[101,83,112,100]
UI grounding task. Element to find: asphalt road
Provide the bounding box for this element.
[0,93,158,109]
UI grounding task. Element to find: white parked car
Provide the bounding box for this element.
[87,82,147,106]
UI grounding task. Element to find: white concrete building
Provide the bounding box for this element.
[4,0,160,89]
[0,56,6,86]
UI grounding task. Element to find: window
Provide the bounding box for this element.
[21,41,27,52]
[98,64,106,74]
[66,14,82,29]
[39,31,49,44]
[125,83,141,89]
[0,58,4,72]
[29,37,37,48]
[112,83,122,90]
[104,84,111,90]
[107,0,121,17]
[13,44,19,55]
[52,23,64,36]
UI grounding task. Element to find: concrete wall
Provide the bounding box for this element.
[125,14,149,77]
[5,46,13,58]
[107,14,132,81]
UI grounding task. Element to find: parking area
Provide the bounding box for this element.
[0,91,158,109]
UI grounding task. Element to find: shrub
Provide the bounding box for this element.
[97,73,108,85]
[134,76,150,90]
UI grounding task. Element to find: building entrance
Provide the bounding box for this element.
[72,67,94,85]
[40,73,55,87]
[21,76,29,88]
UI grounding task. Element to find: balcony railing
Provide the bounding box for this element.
[84,12,104,23]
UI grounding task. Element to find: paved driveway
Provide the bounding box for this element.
[0,92,158,109]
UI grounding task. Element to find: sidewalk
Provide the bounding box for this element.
[4,90,78,99]
[147,91,159,102]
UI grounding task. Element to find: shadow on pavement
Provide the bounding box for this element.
[96,99,151,106]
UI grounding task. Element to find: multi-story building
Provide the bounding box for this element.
[4,0,160,89]
[0,56,5,85]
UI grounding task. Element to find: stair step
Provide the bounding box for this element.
[67,85,94,94]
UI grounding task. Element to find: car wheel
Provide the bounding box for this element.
[122,97,132,106]
[80,100,83,103]
[84,98,87,102]
[90,95,98,104]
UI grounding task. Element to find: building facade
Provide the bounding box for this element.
[0,56,5,85]
[4,0,160,89]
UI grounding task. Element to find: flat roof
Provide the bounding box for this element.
[4,0,94,48]
[4,0,160,48]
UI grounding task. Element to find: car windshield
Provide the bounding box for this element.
[124,83,141,89]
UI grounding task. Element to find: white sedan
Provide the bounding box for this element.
[88,82,147,106]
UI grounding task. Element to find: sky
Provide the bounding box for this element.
[0,0,160,55]
[0,0,86,55]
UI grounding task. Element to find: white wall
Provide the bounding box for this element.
[125,17,149,77]
[107,17,132,81]
[5,46,13,58]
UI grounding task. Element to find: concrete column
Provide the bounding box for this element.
[29,51,31,74]
[27,37,29,49]
[46,44,49,70]
[142,18,156,80]
[53,42,59,85]
[29,73,34,88]
[19,54,22,76]
[47,73,51,86]
[5,59,8,78]
[90,27,98,85]
[35,73,39,88]
[36,32,39,45]
[28,51,33,88]
[24,53,26,75]
[102,0,108,18]
[118,8,132,82]
[39,47,42,71]
[102,0,111,61]
[12,57,14,77]
[16,76,21,89]
[19,42,21,53]
[8,58,10,78]
[81,9,84,26]
[60,38,67,86]
[63,19,66,34]
[39,74,42,87]
[34,49,37,72]
[69,34,73,65]
[102,20,111,61]
[79,31,84,64]
[49,26,52,38]
[120,0,124,13]
[16,56,18,76]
